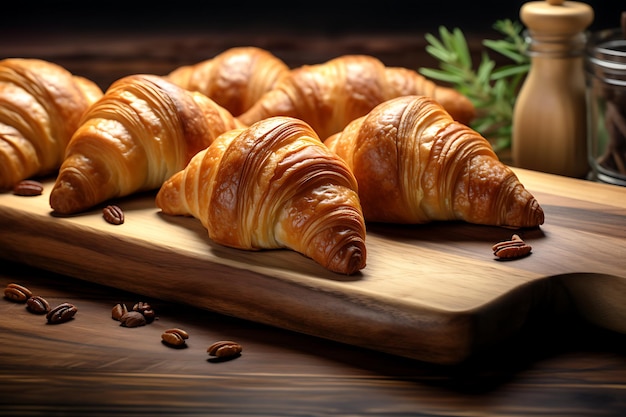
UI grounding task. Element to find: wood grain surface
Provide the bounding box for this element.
[1,168,624,366]
[1,260,625,416]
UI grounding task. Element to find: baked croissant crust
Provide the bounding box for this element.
[49,73,244,214]
[237,54,476,139]
[156,116,367,275]
[165,46,290,116]
[0,58,102,191]
[324,95,544,228]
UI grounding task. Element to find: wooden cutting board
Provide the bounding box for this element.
[1,168,624,364]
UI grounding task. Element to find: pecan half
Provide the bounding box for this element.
[119,311,146,328]
[161,328,189,347]
[26,295,50,314]
[111,303,128,321]
[13,180,43,196]
[103,204,124,225]
[132,301,151,314]
[46,302,78,324]
[207,340,242,358]
[4,283,33,302]
[492,234,532,260]
[133,301,156,323]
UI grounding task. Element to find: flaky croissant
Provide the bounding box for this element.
[237,54,476,139]
[165,46,290,116]
[324,95,544,228]
[50,73,244,214]
[0,58,103,191]
[156,116,367,275]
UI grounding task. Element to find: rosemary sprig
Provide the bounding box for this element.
[419,19,530,152]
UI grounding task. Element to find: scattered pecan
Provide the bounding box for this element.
[161,328,189,347]
[46,302,78,324]
[111,303,128,321]
[141,309,156,323]
[103,204,124,225]
[4,283,33,303]
[26,295,50,314]
[119,311,146,328]
[133,301,156,323]
[132,301,151,314]
[492,234,532,260]
[12,180,43,196]
[207,340,242,358]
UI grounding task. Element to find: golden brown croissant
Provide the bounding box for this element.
[324,95,544,228]
[49,73,244,214]
[156,116,367,275]
[237,54,476,139]
[165,46,290,116]
[0,58,103,191]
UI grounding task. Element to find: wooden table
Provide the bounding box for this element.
[0,257,625,416]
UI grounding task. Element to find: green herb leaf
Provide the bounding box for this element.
[483,39,527,63]
[419,19,530,154]
[491,64,530,80]
[418,67,463,84]
[453,28,472,69]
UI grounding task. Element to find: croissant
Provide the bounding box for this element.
[324,95,544,228]
[237,54,476,139]
[165,46,290,116]
[0,58,103,191]
[156,116,367,275]
[49,73,244,214]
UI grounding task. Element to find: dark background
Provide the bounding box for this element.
[1,1,622,90]
[3,1,622,35]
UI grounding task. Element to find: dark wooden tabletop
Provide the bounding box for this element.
[1,259,625,416]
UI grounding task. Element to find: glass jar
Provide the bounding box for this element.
[585,28,626,186]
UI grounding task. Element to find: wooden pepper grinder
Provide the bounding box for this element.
[512,0,594,178]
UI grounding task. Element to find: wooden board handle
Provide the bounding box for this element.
[558,273,626,334]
